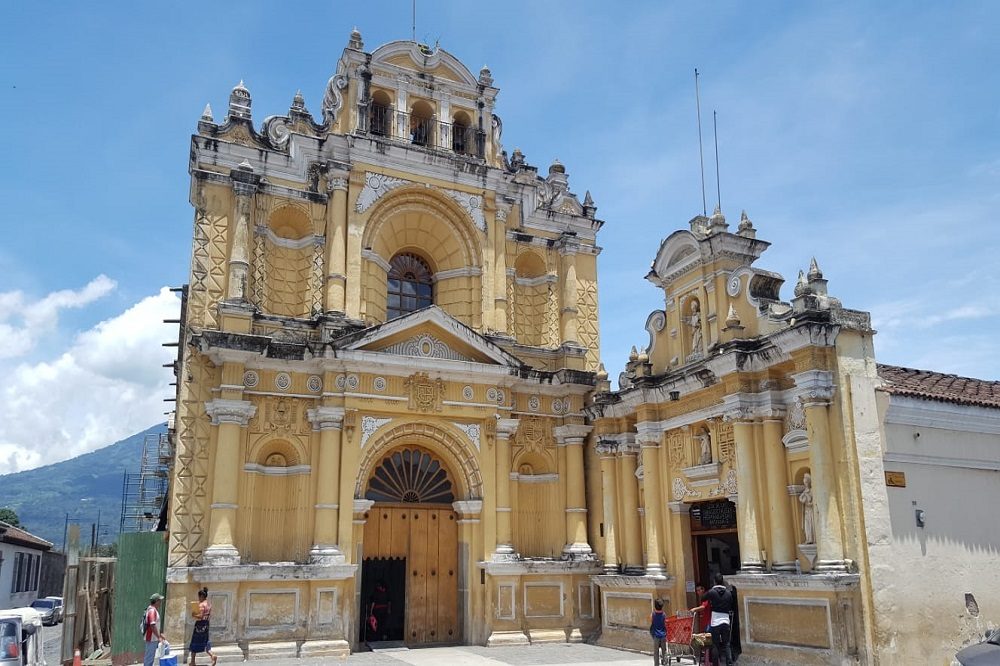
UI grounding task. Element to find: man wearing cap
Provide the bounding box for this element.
[144,593,166,666]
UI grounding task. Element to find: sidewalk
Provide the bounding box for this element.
[231,643,658,666]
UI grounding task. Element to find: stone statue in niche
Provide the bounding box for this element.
[799,473,815,544]
[696,428,712,465]
[687,299,704,356]
[265,453,287,467]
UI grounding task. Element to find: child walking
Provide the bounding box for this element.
[649,598,668,665]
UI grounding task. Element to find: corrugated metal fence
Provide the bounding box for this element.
[111,532,167,666]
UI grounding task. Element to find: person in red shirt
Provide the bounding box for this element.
[144,593,166,666]
[689,585,711,663]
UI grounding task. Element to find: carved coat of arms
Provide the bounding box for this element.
[404,372,445,412]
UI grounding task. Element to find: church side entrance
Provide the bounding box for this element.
[689,499,740,587]
[361,448,460,647]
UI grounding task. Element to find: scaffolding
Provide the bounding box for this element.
[119,430,173,533]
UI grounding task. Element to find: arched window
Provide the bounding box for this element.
[387,253,433,319]
[452,111,472,154]
[370,90,392,137]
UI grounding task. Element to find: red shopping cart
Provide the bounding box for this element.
[665,612,711,665]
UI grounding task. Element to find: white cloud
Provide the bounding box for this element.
[0,287,181,473]
[0,275,117,360]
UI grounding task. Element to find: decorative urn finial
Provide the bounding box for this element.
[228,80,252,120]
[349,27,364,50]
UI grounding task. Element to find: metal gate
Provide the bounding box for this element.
[110,532,167,666]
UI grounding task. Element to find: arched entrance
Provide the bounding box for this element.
[360,446,461,647]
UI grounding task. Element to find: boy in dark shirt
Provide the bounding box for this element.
[701,573,734,666]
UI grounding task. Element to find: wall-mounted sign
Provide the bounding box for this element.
[690,500,737,531]
[885,471,906,488]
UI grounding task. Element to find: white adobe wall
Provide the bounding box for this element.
[0,541,43,609]
[870,394,1000,665]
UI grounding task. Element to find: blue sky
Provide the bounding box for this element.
[1,1,998,470]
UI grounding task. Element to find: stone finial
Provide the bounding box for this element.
[510,148,525,170]
[228,80,252,121]
[582,190,596,218]
[237,159,254,173]
[725,304,742,328]
[637,348,649,363]
[808,257,823,281]
[290,90,306,113]
[201,103,214,122]
[738,210,755,238]
[793,270,810,297]
[708,205,728,233]
[479,64,493,86]
[549,158,566,175]
[596,363,609,381]
[629,345,639,362]
[349,27,364,50]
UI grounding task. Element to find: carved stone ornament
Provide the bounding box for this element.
[667,431,686,467]
[595,439,618,456]
[355,172,408,213]
[242,370,259,388]
[482,417,497,448]
[306,375,323,393]
[274,372,291,391]
[360,415,392,448]
[321,73,348,125]
[263,397,299,432]
[786,400,806,432]
[717,424,735,464]
[205,399,256,426]
[516,415,552,453]
[384,333,472,362]
[443,189,487,232]
[306,406,345,431]
[453,422,482,450]
[404,372,445,412]
[709,469,738,497]
[672,477,700,501]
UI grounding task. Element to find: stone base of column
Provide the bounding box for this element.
[562,542,595,560]
[203,544,240,566]
[643,563,666,578]
[622,564,646,576]
[771,561,797,573]
[491,544,519,562]
[739,560,766,574]
[814,559,849,573]
[603,563,621,575]
[309,544,346,565]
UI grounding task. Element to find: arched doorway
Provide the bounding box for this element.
[360,446,460,647]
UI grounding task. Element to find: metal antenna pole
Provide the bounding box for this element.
[695,69,707,216]
[713,110,721,211]
[412,0,416,43]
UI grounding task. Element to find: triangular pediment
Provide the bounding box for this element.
[335,307,522,367]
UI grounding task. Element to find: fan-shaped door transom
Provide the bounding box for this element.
[365,447,455,504]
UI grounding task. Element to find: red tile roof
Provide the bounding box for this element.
[877,364,1000,409]
[0,521,53,551]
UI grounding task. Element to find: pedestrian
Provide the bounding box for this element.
[702,573,734,666]
[689,584,712,663]
[188,587,217,666]
[143,593,166,666]
[649,598,668,666]
[367,579,391,642]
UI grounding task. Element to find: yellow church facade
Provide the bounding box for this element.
[165,32,606,659]
[161,30,974,666]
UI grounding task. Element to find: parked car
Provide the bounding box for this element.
[0,608,44,666]
[27,599,56,626]
[956,628,1000,665]
[44,597,63,623]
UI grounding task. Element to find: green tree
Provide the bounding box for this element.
[0,507,21,527]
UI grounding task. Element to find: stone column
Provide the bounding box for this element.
[730,415,765,572]
[637,428,665,577]
[453,500,483,644]
[307,406,345,564]
[204,399,256,565]
[618,439,644,574]
[556,424,593,558]
[324,170,350,312]
[227,165,259,302]
[762,415,796,571]
[559,242,579,345]
[493,419,519,559]
[493,207,510,333]
[597,441,620,574]
[803,392,847,572]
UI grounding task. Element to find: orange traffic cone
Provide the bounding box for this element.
[72,648,82,666]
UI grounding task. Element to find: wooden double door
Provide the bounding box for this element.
[362,504,460,645]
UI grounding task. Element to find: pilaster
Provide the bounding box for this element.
[307,406,346,564]
[493,418,518,560]
[617,436,643,575]
[555,424,593,558]
[729,413,765,572]
[637,425,665,577]
[204,398,256,566]
[597,440,620,574]
[762,415,795,571]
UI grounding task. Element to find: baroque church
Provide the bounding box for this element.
[164,30,1000,666]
